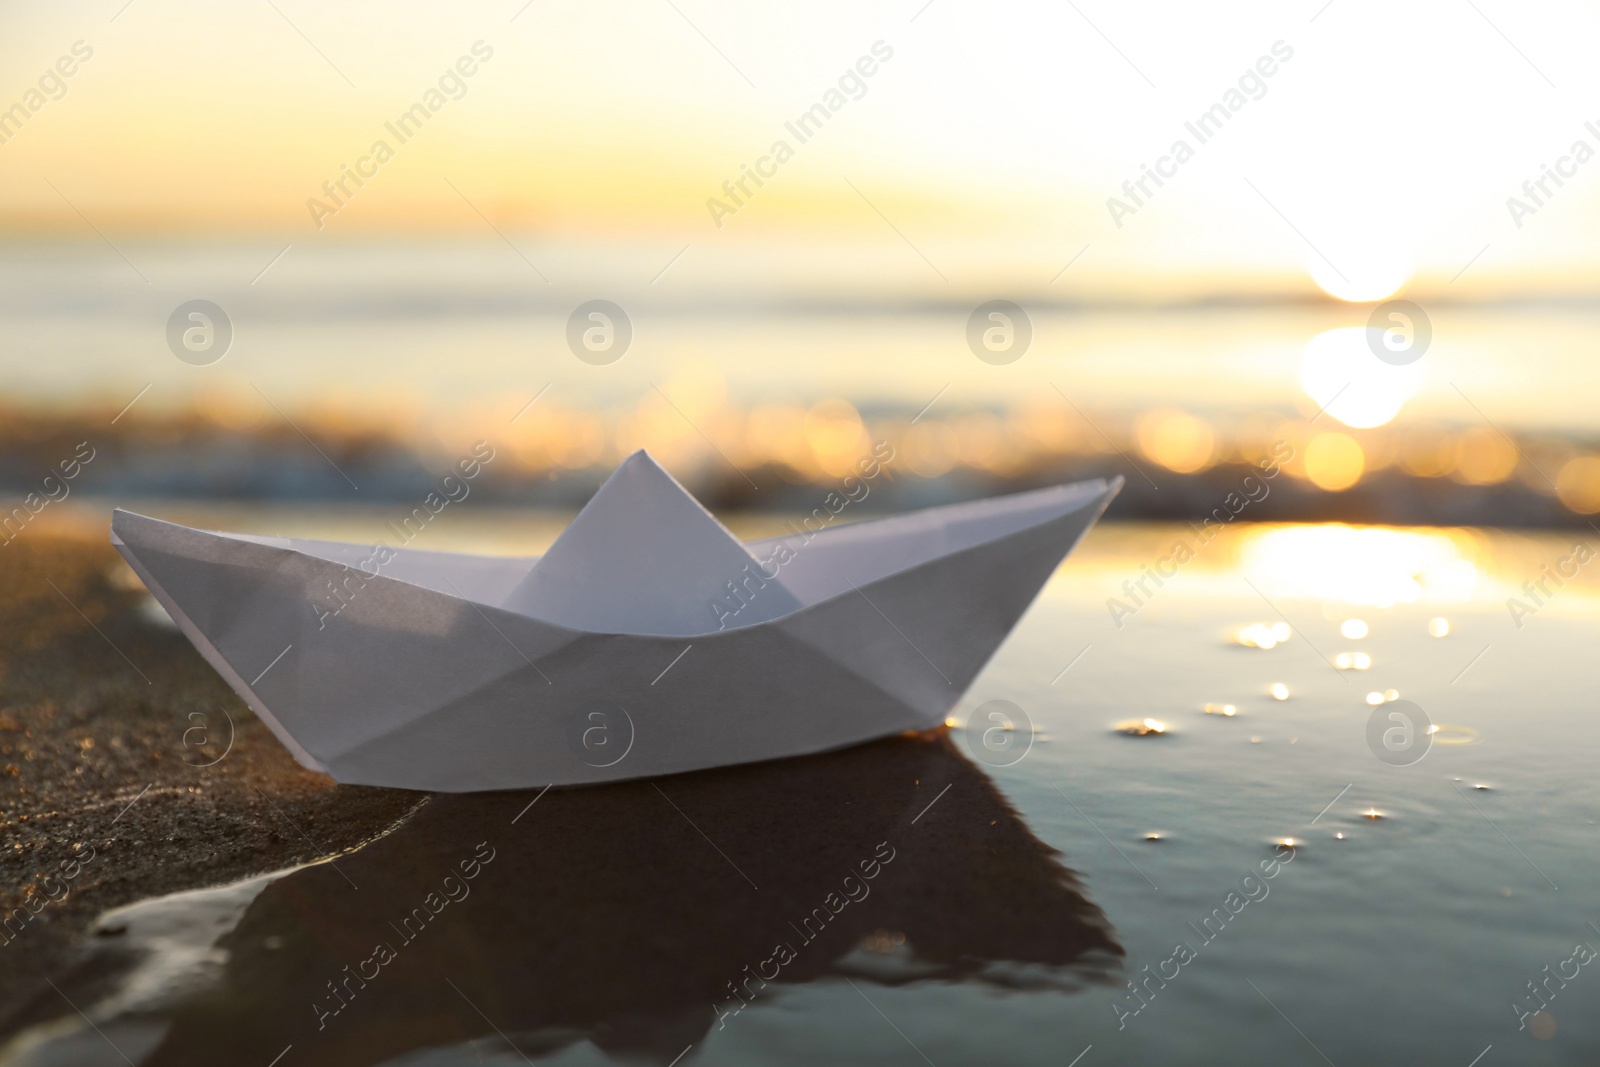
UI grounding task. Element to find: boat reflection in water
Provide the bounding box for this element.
[14,731,1121,1066]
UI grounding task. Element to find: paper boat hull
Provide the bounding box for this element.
[111,478,1118,791]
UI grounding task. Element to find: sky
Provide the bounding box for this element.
[3,0,1600,298]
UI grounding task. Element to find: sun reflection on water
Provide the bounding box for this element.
[1300,327,1423,429]
[1240,524,1478,607]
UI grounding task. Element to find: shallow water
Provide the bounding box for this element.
[6,518,1598,1066]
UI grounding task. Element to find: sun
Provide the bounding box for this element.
[1308,252,1412,303]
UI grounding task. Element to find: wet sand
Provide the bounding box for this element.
[0,531,421,1030]
[8,729,1122,1065]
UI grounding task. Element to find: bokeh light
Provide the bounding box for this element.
[1304,432,1365,491]
[1136,410,1216,474]
[1556,455,1600,514]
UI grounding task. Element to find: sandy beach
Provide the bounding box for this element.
[0,530,420,1032]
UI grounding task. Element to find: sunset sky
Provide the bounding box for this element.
[3,0,1600,297]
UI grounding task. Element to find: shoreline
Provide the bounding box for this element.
[0,531,422,1034]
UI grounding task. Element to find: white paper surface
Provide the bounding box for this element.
[111,452,1120,791]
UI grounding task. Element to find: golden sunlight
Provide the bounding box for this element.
[1240,525,1479,607]
[1300,328,1423,429]
[1307,254,1412,304]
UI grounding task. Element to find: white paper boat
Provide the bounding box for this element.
[111,452,1119,791]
